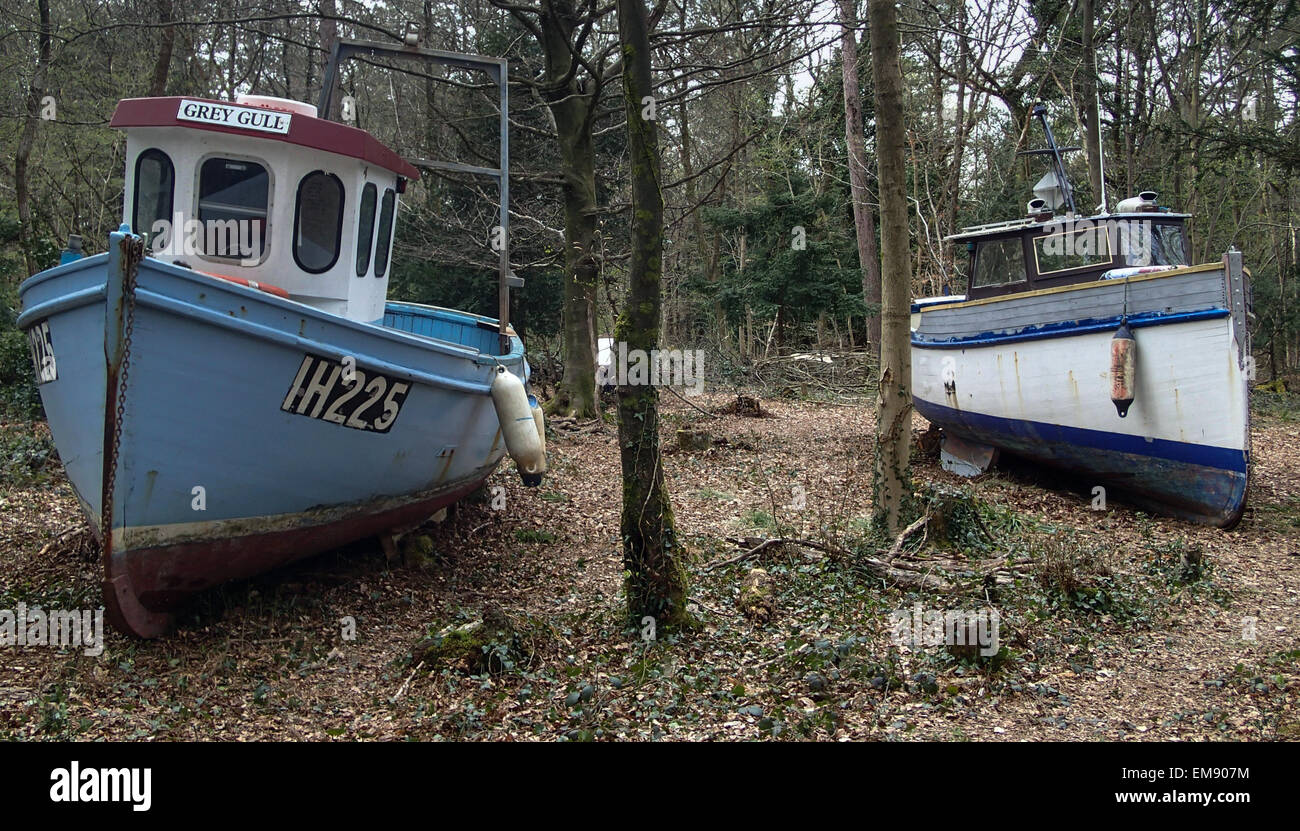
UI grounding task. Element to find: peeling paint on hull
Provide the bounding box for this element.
[912,264,1250,527]
[19,238,530,638]
[103,478,487,636]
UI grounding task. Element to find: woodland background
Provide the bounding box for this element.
[0,0,1297,404]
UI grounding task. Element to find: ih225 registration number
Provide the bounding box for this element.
[281,354,410,433]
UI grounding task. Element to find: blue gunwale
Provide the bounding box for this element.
[18,254,526,371]
[911,307,1229,349]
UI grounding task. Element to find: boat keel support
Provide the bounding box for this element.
[940,433,999,477]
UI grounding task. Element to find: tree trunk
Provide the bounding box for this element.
[1081,0,1103,210]
[613,0,687,629]
[539,1,599,418]
[318,0,340,121]
[837,0,882,357]
[148,0,176,97]
[16,0,52,275]
[868,0,913,533]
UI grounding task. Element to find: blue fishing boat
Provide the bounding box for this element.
[911,105,1251,527]
[17,40,545,636]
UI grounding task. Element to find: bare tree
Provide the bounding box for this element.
[837,0,881,357]
[868,0,912,532]
[613,0,688,628]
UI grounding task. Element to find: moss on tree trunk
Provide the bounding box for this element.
[613,0,689,631]
[539,0,600,419]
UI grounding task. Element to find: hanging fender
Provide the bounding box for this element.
[490,366,546,487]
[1110,320,1136,418]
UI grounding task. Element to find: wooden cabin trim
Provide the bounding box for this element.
[932,261,1223,312]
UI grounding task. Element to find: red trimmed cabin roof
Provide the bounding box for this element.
[111,96,420,181]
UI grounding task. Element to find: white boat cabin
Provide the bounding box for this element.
[111,94,420,322]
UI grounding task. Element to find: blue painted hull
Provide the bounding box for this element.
[18,233,528,635]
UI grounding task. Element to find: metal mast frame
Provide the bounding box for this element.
[318,37,515,352]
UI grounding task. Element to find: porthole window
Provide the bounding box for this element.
[374,188,396,278]
[355,183,377,277]
[133,149,174,245]
[293,171,345,273]
[198,157,270,260]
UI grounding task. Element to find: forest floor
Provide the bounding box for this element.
[1,389,1298,741]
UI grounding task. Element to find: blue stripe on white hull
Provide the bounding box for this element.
[913,398,1247,526]
[912,309,1250,526]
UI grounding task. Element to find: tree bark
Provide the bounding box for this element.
[16,0,52,276]
[148,0,176,97]
[837,0,882,358]
[539,0,599,418]
[1081,0,1104,209]
[318,0,340,121]
[868,0,913,533]
[613,0,687,629]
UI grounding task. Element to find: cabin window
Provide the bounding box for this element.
[197,157,269,260]
[971,238,1027,288]
[293,171,345,273]
[1034,227,1112,275]
[374,188,396,278]
[1113,221,1190,268]
[1148,224,1187,267]
[355,183,377,276]
[133,149,174,246]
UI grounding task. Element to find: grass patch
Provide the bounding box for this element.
[0,425,58,487]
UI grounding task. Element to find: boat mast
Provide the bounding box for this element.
[318,33,516,353]
[1028,103,1078,215]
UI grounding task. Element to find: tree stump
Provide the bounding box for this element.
[737,568,775,623]
[676,428,712,452]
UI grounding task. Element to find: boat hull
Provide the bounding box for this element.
[18,232,527,636]
[912,261,1250,527]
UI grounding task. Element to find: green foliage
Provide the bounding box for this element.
[702,176,866,346]
[0,280,43,421]
[0,425,57,487]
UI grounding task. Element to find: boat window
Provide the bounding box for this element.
[1034,227,1112,274]
[293,171,345,273]
[1152,224,1187,266]
[374,188,396,278]
[355,183,377,276]
[133,149,174,247]
[971,238,1027,288]
[1115,221,1188,267]
[197,157,269,259]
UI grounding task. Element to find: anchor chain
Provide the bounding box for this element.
[104,235,142,542]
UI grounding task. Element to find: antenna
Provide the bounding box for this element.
[1095,88,1107,214]
[1017,103,1078,215]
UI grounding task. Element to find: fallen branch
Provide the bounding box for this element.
[885,514,930,559]
[704,534,1004,593]
[663,384,719,418]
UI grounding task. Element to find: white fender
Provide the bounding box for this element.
[528,392,546,458]
[491,367,546,486]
